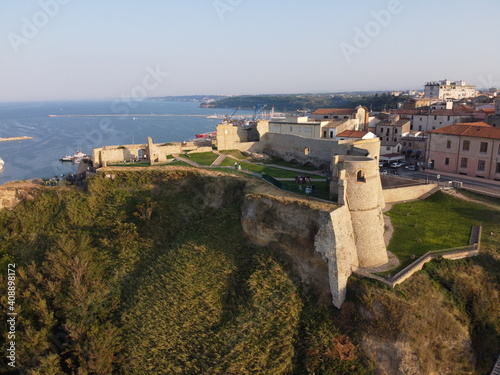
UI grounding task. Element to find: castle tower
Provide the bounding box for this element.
[336,156,388,268]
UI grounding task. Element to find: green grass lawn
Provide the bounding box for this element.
[181,151,219,165]
[257,157,320,171]
[220,150,251,160]
[386,190,500,268]
[279,181,332,201]
[168,160,195,167]
[219,158,300,178]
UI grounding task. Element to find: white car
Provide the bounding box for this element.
[390,162,402,168]
[379,169,388,175]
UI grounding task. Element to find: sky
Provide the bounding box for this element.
[1,0,499,102]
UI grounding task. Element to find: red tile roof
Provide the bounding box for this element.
[428,122,500,139]
[313,108,355,115]
[336,130,369,138]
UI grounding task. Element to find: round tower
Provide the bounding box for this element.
[342,156,388,268]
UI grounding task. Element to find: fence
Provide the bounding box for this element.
[261,173,282,188]
[355,226,482,288]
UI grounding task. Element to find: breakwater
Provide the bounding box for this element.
[0,136,33,142]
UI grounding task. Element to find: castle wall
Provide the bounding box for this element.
[337,156,388,268]
[92,139,186,167]
[241,194,360,308]
[383,184,438,203]
[257,133,353,167]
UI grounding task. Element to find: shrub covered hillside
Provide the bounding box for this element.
[0,170,370,374]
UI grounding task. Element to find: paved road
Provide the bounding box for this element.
[384,167,500,191]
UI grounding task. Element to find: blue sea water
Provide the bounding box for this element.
[0,100,248,184]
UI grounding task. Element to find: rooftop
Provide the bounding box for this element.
[336,130,369,138]
[428,122,500,139]
[313,108,356,116]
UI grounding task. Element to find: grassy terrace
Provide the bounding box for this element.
[180,151,219,165]
[219,158,302,179]
[279,181,331,201]
[386,191,500,270]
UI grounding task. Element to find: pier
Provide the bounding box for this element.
[0,136,33,142]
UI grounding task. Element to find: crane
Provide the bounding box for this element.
[252,104,267,121]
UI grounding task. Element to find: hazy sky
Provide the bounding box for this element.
[1,0,499,102]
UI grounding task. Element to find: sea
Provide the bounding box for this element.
[0,100,251,185]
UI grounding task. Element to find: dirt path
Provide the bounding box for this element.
[443,189,500,210]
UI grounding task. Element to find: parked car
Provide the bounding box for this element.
[379,169,388,175]
[390,162,402,168]
[408,165,417,171]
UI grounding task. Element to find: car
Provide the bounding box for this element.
[390,162,402,168]
[379,162,384,168]
[408,165,417,171]
[379,169,388,175]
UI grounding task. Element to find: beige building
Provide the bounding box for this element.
[268,116,326,139]
[311,106,369,130]
[375,115,410,154]
[428,122,500,180]
[424,80,477,100]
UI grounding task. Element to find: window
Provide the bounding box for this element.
[395,129,398,134]
[324,116,328,119]
[460,157,468,168]
[323,130,326,137]
[357,170,366,182]
[445,157,449,165]
[498,144,500,155]
[480,142,488,153]
[478,160,485,171]
[380,127,384,133]
[496,163,500,174]
[446,140,451,148]
[462,140,470,151]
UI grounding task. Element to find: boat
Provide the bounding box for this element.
[0,157,4,170]
[60,155,73,162]
[195,132,217,138]
[60,151,90,163]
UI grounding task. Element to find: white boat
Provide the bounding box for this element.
[60,151,90,163]
[0,157,4,170]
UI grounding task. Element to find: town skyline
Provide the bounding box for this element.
[1,0,500,102]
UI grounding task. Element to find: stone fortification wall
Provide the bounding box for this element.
[339,156,388,268]
[383,183,438,203]
[241,194,360,308]
[93,138,184,167]
[258,133,353,167]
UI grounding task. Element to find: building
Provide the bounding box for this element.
[334,130,376,141]
[267,116,327,139]
[424,80,476,100]
[375,115,410,154]
[486,98,500,127]
[428,122,500,180]
[400,131,427,159]
[311,106,369,130]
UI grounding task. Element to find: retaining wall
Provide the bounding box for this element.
[383,183,437,203]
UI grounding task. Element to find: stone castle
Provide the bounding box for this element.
[92,120,434,307]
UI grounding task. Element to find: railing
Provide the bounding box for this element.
[355,226,482,288]
[261,173,282,189]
